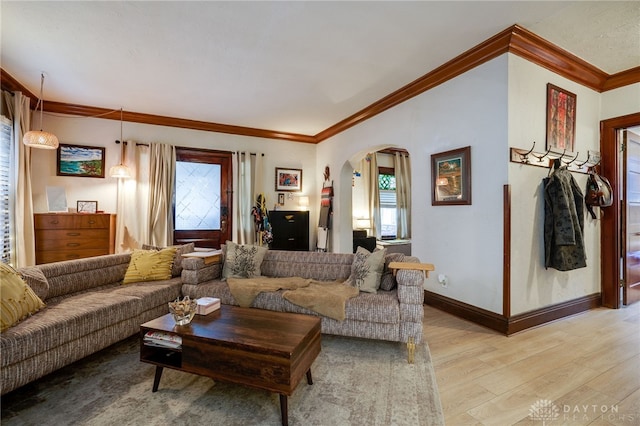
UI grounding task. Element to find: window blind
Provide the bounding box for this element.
[0,116,12,264]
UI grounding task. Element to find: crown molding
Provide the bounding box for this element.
[315,24,626,142]
[41,101,317,144]
[2,25,637,145]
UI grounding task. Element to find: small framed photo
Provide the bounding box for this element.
[57,144,106,178]
[77,200,98,214]
[278,193,285,205]
[546,83,576,153]
[431,146,471,206]
[275,168,302,192]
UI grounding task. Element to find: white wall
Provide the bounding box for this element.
[601,83,640,120]
[507,55,602,315]
[31,114,318,246]
[318,56,509,313]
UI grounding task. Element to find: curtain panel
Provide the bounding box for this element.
[394,151,411,239]
[1,90,35,267]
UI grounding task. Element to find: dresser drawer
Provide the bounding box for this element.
[35,229,109,251]
[36,249,110,264]
[34,214,111,230]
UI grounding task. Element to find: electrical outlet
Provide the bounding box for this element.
[438,274,448,288]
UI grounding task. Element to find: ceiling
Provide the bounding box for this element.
[2,1,639,136]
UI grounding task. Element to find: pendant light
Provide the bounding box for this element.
[109,108,131,178]
[23,73,59,149]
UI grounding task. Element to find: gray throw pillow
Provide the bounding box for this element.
[18,266,49,301]
[221,240,268,279]
[380,253,406,291]
[347,246,386,293]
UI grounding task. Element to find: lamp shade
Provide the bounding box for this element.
[23,130,59,149]
[109,164,131,179]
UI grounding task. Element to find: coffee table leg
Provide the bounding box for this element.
[152,366,164,392]
[306,369,313,385]
[279,394,288,426]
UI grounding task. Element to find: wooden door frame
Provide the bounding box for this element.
[600,112,640,308]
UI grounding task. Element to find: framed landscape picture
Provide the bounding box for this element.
[546,83,576,153]
[275,167,302,192]
[431,146,471,206]
[57,144,106,178]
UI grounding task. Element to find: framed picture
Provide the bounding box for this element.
[431,146,471,206]
[546,83,576,152]
[275,167,302,192]
[57,144,106,178]
[77,200,98,214]
[278,193,285,205]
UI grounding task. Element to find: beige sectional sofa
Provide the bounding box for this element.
[1,253,182,396]
[181,249,428,360]
[2,248,428,395]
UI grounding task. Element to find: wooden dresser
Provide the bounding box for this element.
[34,213,116,264]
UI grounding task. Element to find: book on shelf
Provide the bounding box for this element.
[143,331,182,349]
[196,297,221,315]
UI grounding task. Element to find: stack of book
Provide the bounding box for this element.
[143,331,182,349]
[196,297,221,315]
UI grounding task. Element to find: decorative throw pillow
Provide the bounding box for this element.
[123,247,177,284]
[347,246,386,293]
[1,263,46,332]
[380,253,406,291]
[142,243,195,277]
[17,266,49,300]
[222,240,268,279]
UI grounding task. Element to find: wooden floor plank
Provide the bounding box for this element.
[424,302,640,425]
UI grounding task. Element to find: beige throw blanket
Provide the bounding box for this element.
[227,277,359,321]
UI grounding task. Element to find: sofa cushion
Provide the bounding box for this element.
[110,277,183,308]
[0,264,46,332]
[142,243,195,277]
[0,291,142,366]
[380,253,406,291]
[346,247,386,293]
[222,241,268,279]
[123,248,177,284]
[17,266,49,301]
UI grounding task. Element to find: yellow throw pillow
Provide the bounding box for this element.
[1,263,46,332]
[123,247,177,284]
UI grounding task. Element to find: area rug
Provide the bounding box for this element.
[1,334,444,425]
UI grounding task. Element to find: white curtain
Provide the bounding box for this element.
[1,91,35,267]
[394,151,411,239]
[362,153,380,239]
[115,141,150,253]
[147,143,175,246]
[233,152,263,244]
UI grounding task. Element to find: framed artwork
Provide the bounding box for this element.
[57,144,106,178]
[546,83,576,152]
[77,200,98,214]
[275,167,302,192]
[278,193,285,205]
[431,146,471,206]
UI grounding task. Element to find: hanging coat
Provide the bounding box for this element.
[543,166,587,271]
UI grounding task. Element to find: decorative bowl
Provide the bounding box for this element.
[168,297,197,326]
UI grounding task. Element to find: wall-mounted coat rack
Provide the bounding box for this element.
[509,141,600,174]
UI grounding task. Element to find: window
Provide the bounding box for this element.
[0,116,12,264]
[378,171,396,239]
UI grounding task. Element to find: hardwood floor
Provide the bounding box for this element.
[423,302,640,425]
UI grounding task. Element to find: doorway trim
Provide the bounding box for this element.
[600,112,640,308]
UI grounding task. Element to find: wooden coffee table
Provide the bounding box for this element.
[140,305,321,426]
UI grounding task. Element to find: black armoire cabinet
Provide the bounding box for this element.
[269,210,309,251]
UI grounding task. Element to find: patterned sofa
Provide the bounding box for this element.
[1,254,182,396]
[181,250,428,361]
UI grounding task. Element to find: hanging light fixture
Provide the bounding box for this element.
[23,73,59,149]
[109,108,131,178]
